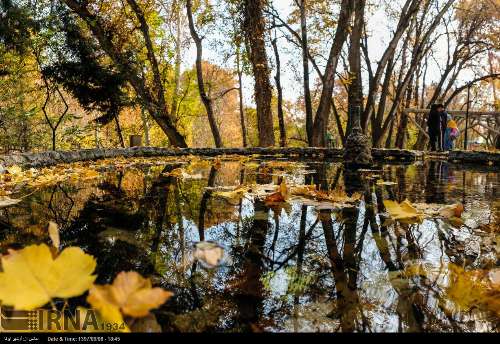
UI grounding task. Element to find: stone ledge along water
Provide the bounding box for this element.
[0,147,498,169]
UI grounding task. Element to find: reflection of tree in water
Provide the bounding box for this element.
[0,159,497,332]
[230,168,272,332]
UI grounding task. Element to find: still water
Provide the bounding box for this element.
[0,157,498,332]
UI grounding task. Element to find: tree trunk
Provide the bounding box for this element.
[271,36,286,147]
[236,44,248,147]
[171,0,182,118]
[361,0,421,131]
[186,0,223,148]
[347,0,365,137]
[395,78,414,148]
[242,0,275,147]
[300,0,313,144]
[311,0,355,147]
[114,113,125,148]
[141,106,150,146]
[62,0,188,148]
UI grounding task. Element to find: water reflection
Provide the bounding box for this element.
[0,159,498,332]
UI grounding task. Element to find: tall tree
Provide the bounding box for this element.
[271,31,286,147]
[311,0,355,147]
[61,0,188,147]
[346,0,365,136]
[186,0,223,147]
[242,0,275,147]
[299,0,313,145]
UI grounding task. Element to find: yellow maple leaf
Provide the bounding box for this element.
[0,244,97,310]
[445,264,500,316]
[383,199,424,224]
[87,271,173,327]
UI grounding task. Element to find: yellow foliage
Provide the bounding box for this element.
[87,271,173,328]
[48,221,60,250]
[0,244,97,310]
[446,264,500,316]
[383,199,425,224]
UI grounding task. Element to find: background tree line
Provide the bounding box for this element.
[0,0,498,153]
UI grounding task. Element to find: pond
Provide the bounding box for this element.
[0,156,499,333]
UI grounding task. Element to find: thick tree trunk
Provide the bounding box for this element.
[271,36,286,147]
[300,0,313,144]
[371,57,393,145]
[186,0,223,148]
[347,0,365,137]
[242,0,275,147]
[311,0,355,147]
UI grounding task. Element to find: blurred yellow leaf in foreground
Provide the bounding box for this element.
[0,244,97,310]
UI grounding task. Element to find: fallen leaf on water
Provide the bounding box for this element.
[264,181,289,204]
[212,186,249,205]
[445,264,500,316]
[87,271,172,327]
[438,203,464,219]
[6,165,22,176]
[383,199,425,224]
[412,202,465,226]
[0,196,21,208]
[376,180,397,186]
[0,244,97,310]
[212,157,222,169]
[193,241,225,268]
[48,221,60,250]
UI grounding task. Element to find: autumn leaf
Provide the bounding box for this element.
[376,180,397,186]
[438,203,464,219]
[6,165,22,176]
[413,202,465,226]
[383,199,425,224]
[289,184,316,197]
[0,244,97,310]
[212,186,249,205]
[193,241,225,268]
[48,221,60,250]
[87,271,173,327]
[264,181,289,204]
[0,196,21,208]
[445,264,500,316]
[212,157,222,169]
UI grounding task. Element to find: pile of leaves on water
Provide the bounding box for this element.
[400,262,500,318]
[382,199,465,227]
[0,223,172,333]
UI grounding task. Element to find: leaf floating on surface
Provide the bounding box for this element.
[0,244,97,310]
[0,196,21,208]
[383,199,425,224]
[87,271,173,329]
[376,180,397,186]
[192,241,226,268]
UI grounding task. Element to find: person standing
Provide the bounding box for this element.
[427,104,444,151]
[439,106,449,151]
[447,116,459,150]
